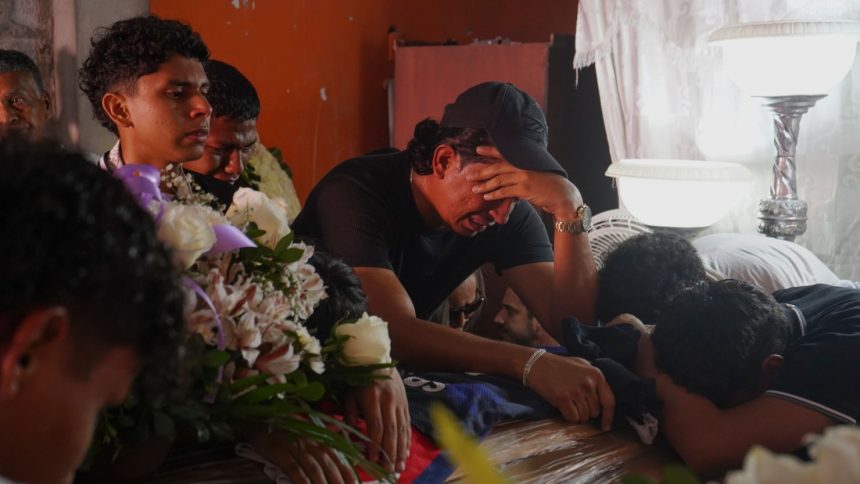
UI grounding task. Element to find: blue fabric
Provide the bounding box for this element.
[402,371,556,440]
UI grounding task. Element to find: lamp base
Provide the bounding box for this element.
[645,225,707,240]
[757,198,807,242]
[754,95,824,242]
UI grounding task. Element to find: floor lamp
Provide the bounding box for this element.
[709,20,860,241]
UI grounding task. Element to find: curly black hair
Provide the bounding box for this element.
[0,138,185,383]
[652,279,791,407]
[597,232,707,324]
[405,118,494,175]
[78,15,210,135]
[305,248,367,340]
[204,59,260,121]
[0,49,45,94]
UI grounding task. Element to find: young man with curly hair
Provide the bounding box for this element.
[634,280,860,475]
[0,140,185,484]
[79,15,212,174]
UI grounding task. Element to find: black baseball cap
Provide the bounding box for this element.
[440,82,567,177]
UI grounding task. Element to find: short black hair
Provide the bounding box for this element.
[405,118,494,175]
[305,249,367,339]
[652,279,791,407]
[597,232,707,324]
[0,138,185,380]
[0,49,44,94]
[204,59,260,121]
[79,15,210,134]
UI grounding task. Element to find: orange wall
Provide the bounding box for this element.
[150,0,578,201]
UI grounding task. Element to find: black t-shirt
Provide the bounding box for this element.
[292,151,554,318]
[768,284,860,424]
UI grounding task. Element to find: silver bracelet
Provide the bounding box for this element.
[522,348,547,387]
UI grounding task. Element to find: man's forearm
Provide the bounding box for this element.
[550,230,598,331]
[386,313,537,378]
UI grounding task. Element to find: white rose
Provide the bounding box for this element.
[226,187,290,249]
[726,446,818,484]
[334,312,392,366]
[809,426,860,484]
[157,202,217,269]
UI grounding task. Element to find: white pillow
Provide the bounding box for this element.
[693,233,840,293]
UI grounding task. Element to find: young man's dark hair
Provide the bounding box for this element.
[305,249,368,339]
[652,279,790,407]
[78,15,210,135]
[405,119,493,175]
[597,232,707,324]
[0,49,45,94]
[0,138,185,483]
[204,59,260,121]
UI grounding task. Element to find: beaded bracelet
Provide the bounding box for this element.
[522,348,547,387]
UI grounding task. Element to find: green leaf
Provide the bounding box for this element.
[277,247,305,263]
[662,465,700,484]
[234,382,298,404]
[229,373,270,394]
[200,349,230,368]
[274,232,295,255]
[297,381,326,401]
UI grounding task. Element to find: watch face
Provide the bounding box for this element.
[581,205,592,230]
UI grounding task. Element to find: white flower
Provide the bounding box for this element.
[726,426,860,484]
[334,312,392,366]
[255,344,302,376]
[726,446,817,484]
[808,426,860,484]
[157,202,217,269]
[296,326,325,374]
[226,187,290,249]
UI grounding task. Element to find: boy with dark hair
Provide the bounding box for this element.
[597,232,707,324]
[78,15,211,172]
[638,280,860,474]
[0,49,50,140]
[0,139,184,483]
[184,59,259,184]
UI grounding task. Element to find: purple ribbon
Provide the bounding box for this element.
[114,164,164,219]
[208,224,256,255]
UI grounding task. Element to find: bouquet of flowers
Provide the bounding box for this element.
[86,164,394,480]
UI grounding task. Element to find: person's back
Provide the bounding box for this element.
[0,139,184,483]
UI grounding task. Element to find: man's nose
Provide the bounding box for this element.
[191,94,211,118]
[0,103,17,124]
[489,198,515,225]
[224,150,243,174]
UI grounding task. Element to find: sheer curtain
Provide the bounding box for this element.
[575,0,860,280]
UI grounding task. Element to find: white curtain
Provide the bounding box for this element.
[575,0,860,280]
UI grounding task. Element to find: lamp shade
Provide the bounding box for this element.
[709,20,860,96]
[605,159,751,228]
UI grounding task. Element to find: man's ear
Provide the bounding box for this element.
[0,307,70,401]
[431,145,459,178]
[101,91,132,130]
[759,354,784,390]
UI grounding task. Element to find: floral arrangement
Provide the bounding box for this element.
[86,164,394,479]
